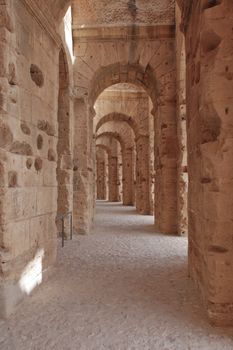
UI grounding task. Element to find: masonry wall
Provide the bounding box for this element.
[184,0,233,325]
[0,0,73,317]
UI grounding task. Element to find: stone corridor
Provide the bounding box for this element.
[0,201,233,350]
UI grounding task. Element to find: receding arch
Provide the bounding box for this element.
[96,136,121,203]
[95,112,140,138]
[89,63,158,107]
[96,144,111,156]
[96,132,125,151]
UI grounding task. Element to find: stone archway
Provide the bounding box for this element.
[96,118,136,204]
[96,138,120,202]
[88,62,178,233]
[95,112,140,139]
[73,27,179,234]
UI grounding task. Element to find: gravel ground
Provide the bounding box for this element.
[0,201,233,350]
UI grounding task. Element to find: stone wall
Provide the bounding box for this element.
[0,0,73,317]
[184,0,233,325]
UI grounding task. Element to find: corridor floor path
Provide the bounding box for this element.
[1,201,233,350]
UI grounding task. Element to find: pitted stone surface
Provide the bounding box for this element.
[1,202,233,349]
[73,0,175,27]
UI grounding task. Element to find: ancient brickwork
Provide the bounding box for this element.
[96,120,135,207]
[57,49,73,228]
[73,99,94,234]
[117,143,123,202]
[94,88,151,209]
[184,0,233,325]
[96,149,106,200]
[96,135,120,202]
[176,4,188,236]
[72,23,178,233]
[0,0,73,317]
[94,87,150,137]
[135,135,151,214]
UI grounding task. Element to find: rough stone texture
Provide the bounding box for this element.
[57,49,73,225]
[183,0,233,325]
[1,202,233,349]
[0,0,74,318]
[73,0,175,27]
[96,149,107,200]
[73,98,94,234]
[2,0,233,331]
[73,21,178,235]
[176,4,188,236]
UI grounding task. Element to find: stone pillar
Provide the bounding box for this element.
[135,135,150,214]
[122,147,134,206]
[154,102,178,234]
[183,0,233,326]
[73,98,94,234]
[57,86,73,236]
[96,157,106,200]
[176,4,188,236]
[149,104,155,215]
[108,156,119,202]
[117,145,123,202]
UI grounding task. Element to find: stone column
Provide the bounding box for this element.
[149,105,155,215]
[108,156,119,202]
[183,0,233,326]
[96,157,106,200]
[57,86,73,237]
[117,145,123,202]
[176,4,188,236]
[154,102,178,234]
[73,98,94,234]
[122,147,134,206]
[135,135,150,214]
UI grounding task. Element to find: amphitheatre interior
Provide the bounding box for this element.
[0,0,233,348]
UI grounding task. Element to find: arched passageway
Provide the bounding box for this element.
[94,84,155,215]
[1,0,233,336]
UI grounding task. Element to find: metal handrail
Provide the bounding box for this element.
[56,211,73,247]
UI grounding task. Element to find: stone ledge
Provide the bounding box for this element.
[73,24,175,42]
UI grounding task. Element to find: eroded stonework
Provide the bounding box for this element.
[1,0,233,331]
[73,0,175,27]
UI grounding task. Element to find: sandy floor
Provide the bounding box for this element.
[1,201,233,350]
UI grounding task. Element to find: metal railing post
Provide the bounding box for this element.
[70,213,73,240]
[56,211,73,247]
[62,217,65,248]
